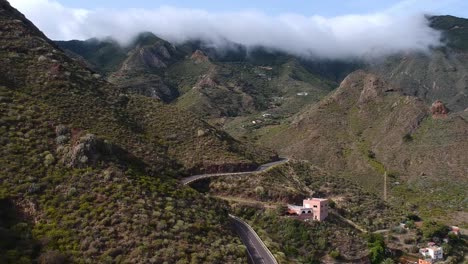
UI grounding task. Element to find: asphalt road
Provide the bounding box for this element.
[181,159,287,264]
[229,215,278,264]
[181,158,289,185]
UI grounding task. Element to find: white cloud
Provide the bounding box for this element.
[9,0,443,59]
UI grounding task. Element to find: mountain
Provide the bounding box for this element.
[2,0,468,261]
[263,70,468,223]
[0,0,276,262]
[368,15,468,112]
[56,35,356,127]
[54,15,468,225]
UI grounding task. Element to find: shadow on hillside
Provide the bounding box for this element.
[190,178,213,193]
[0,198,40,262]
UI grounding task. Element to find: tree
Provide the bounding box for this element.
[329,249,340,259]
[366,233,386,264]
[421,221,449,240]
[442,243,453,256]
[405,220,416,229]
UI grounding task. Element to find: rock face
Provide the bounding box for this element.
[196,74,218,89]
[358,74,385,104]
[369,50,468,112]
[431,100,449,118]
[190,50,209,64]
[55,126,111,168]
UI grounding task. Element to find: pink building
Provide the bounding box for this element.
[287,198,329,221]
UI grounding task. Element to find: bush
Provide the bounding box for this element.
[421,221,449,240]
[403,133,413,142]
[366,233,385,264]
[329,249,340,259]
[382,258,395,264]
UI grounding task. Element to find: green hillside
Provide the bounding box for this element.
[262,71,468,225]
[0,1,276,262]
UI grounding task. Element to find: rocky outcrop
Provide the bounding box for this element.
[190,50,209,64]
[358,74,386,104]
[195,74,218,89]
[431,100,449,118]
[118,76,178,101]
[55,125,112,168]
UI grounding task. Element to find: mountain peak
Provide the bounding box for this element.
[131,31,167,47]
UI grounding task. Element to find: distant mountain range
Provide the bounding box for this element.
[1,0,467,261]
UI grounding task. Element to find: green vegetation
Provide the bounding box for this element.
[0,199,38,264]
[207,161,401,231]
[56,39,128,74]
[420,221,449,240]
[366,233,386,264]
[232,205,367,263]
[430,15,468,51]
[0,3,276,262]
[2,2,468,263]
[390,181,467,223]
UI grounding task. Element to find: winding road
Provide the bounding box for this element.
[181,158,289,185]
[230,215,278,264]
[182,158,289,264]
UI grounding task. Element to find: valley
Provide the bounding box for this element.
[1,0,467,263]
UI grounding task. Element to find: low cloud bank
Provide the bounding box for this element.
[11,0,442,59]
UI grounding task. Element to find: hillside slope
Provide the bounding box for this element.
[0,0,274,262]
[263,71,468,223]
[56,36,345,128]
[369,15,468,112]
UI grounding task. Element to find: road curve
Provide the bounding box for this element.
[181,158,289,185]
[182,159,287,263]
[229,214,278,264]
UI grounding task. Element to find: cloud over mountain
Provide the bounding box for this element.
[10,0,443,59]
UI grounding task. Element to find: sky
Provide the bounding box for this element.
[27,0,468,18]
[9,0,468,59]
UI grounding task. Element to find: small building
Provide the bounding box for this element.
[287,198,329,221]
[419,246,443,264]
[418,259,433,264]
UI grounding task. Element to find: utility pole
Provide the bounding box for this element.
[384,171,387,202]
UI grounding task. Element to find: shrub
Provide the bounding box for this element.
[366,233,385,264]
[421,221,449,240]
[403,133,413,142]
[329,249,340,259]
[382,258,395,264]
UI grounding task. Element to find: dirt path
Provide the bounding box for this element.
[214,195,278,209]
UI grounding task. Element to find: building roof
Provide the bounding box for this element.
[304,198,328,201]
[287,205,303,210]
